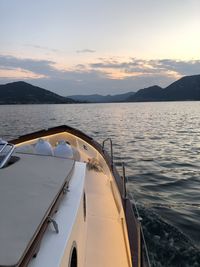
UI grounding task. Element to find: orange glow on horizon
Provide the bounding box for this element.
[0,68,47,79]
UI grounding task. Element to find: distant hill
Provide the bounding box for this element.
[126,85,163,102]
[68,91,135,103]
[163,74,200,100]
[69,74,200,103]
[0,81,75,104]
[127,75,200,102]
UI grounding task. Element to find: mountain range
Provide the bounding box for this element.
[127,74,200,102]
[1,74,200,104]
[69,74,200,102]
[68,91,135,103]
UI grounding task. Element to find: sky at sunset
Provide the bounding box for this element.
[0,0,200,95]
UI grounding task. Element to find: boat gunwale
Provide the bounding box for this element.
[11,125,140,267]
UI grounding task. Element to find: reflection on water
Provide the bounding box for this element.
[0,102,200,266]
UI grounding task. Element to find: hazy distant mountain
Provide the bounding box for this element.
[68,91,135,103]
[0,81,75,104]
[127,74,200,102]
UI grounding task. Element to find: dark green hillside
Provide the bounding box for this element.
[163,75,200,100]
[0,81,75,104]
[127,74,200,102]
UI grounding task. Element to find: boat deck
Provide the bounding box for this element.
[29,161,86,267]
[85,169,130,267]
[1,129,133,267]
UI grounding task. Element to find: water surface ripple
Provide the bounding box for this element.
[0,102,200,266]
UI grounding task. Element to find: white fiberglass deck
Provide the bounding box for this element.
[0,153,74,267]
[85,169,130,267]
[29,161,86,267]
[29,164,130,267]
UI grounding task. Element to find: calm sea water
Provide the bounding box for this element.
[1,102,200,266]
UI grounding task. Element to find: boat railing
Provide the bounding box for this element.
[121,162,127,199]
[0,140,15,168]
[121,162,151,267]
[134,201,151,267]
[102,137,151,267]
[102,138,113,169]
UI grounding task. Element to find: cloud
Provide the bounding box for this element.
[25,44,60,53]
[0,54,200,95]
[90,58,200,77]
[0,68,45,79]
[0,55,56,77]
[156,59,200,75]
[76,49,96,54]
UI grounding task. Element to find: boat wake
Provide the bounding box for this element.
[132,204,200,267]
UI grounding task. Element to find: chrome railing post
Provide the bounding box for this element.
[102,138,113,169]
[122,162,127,199]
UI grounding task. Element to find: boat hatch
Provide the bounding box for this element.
[0,152,75,267]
